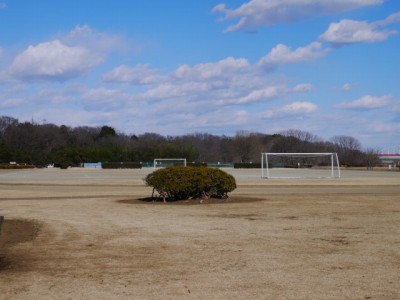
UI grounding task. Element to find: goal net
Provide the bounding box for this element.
[153,158,187,169]
[261,153,340,179]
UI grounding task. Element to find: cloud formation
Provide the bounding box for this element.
[264,101,318,119]
[9,40,103,81]
[81,87,137,110]
[337,95,391,110]
[102,49,319,111]
[292,83,314,93]
[320,12,400,46]
[7,26,124,82]
[0,98,24,109]
[102,64,163,85]
[233,85,286,104]
[340,83,354,92]
[63,25,125,53]
[172,57,250,80]
[213,0,383,32]
[258,42,329,69]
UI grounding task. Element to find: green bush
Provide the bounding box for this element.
[234,162,261,169]
[145,166,236,202]
[0,163,35,169]
[102,162,142,169]
[186,162,207,167]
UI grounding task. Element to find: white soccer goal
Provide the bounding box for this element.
[153,158,187,169]
[261,153,340,179]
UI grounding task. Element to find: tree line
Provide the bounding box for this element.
[0,116,380,168]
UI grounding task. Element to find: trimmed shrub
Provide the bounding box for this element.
[234,162,261,169]
[186,162,207,167]
[102,162,142,169]
[0,163,35,169]
[145,166,236,202]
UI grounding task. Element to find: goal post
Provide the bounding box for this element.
[153,158,187,169]
[261,153,340,179]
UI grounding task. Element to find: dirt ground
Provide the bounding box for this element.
[0,168,399,299]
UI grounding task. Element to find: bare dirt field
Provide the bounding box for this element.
[0,168,399,299]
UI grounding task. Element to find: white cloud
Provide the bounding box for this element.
[281,101,318,114]
[101,57,254,104]
[143,81,217,101]
[337,95,391,110]
[138,56,280,106]
[374,12,400,26]
[320,12,400,46]
[392,100,400,113]
[176,84,287,107]
[213,0,383,32]
[164,109,251,134]
[365,120,400,133]
[292,83,314,93]
[258,42,329,69]
[340,83,354,92]
[63,25,126,53]
[10,40,103,81]
[320,20,395,46]
[81,87,137,110]
[0,70,12,83]
[1,98,24,109]
[6,25,125,82]
[102,64,163,85]
[88,47,348,135]
[100,48,324,112]
[264,101,317,119]
[233,86,285,104]
[172,57,250,80]
[197,109,250,128]
[0,3,6,9]
[29,87,79,105]
[100,44,326,110]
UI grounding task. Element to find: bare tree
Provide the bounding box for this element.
[280,129,321,143]
[331,135,362,166]
[331,135,361,151]
[0,116,18,134]
[233,131,265,163]
[362,148,381,170]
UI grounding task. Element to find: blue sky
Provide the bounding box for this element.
[0,0,399,149]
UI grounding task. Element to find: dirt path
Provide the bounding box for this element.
[0,169,399,299]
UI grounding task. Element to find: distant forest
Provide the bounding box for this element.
[0,116,380,168]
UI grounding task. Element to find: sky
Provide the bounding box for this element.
[0,0,399,149]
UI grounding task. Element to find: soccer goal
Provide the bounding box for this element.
[261,153,340,179]
[153,158,187,169]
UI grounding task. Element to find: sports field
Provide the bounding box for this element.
[1,168,399,299]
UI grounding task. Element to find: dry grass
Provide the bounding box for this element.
[0,168,399,299]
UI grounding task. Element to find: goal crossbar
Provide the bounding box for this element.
[261,152,340,179]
